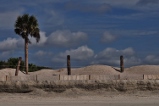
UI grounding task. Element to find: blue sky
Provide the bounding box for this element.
[0,0,159,68]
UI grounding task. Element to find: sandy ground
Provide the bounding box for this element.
[1,65,159,81]
[1,65,159,106]
[1,65,159,77]
[0,92,159,106]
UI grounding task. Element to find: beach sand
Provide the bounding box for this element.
[0,91,159,106]
[0,65,159,106]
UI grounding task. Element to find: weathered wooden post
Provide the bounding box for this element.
[6,75,8,81]
[59,74,60,80]
[143,74,144,80]
[89,75,91,80]
[36,75,38,82]
[120,55,124,73]
[15,57,22,76]
[118,74,120,80]
[67,55,71,75]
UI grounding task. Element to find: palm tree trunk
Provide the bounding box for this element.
[25,38,29,74]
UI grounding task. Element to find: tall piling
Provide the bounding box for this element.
[67,55,71,75]
[15,57,22,76]
[120,55,124,73]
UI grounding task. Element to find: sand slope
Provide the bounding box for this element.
[125,65,159,75]
[1,65,159,81]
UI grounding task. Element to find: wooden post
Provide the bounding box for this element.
[15,57,22,76]
[6,75,7,81]
[118,74,120,80]
[89,75,91,80]
[120,55,124,73]
[59,74,60,80]
[67,55,71,75]
[36,75,38,82]
[143,74,144,80]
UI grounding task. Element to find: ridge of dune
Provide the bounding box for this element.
[0,68,26,76]
[125,65,159,75]
[71,65,120,75]
[1,65,159,79]
[29,69,57,75]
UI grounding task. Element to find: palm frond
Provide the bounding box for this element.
[14,14,40,43]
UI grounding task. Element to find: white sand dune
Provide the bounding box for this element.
[70,65,120,75]
[0,68,25,76]
[125,65,159,75]
[1,65,159,105]
[29,65,120,76]
[0,65,159,81]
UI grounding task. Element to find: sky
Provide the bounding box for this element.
[0,0,159,68]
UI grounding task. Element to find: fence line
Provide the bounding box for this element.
[3,74,156,82]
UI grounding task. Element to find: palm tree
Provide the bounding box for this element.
[14,14,40,74]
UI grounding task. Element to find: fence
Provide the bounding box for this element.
[143,75,159,80]
[2,74,159,82]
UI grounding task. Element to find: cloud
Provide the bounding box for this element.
[93,47,141,67]
[107,30,158,37]
[135,0,159,11]
[96,47,135,57]
[22,30,88,48]
[35,50,53,57]
[52,45,94,63]
[29,31,47,46]
[101,32,116,43]
[65,2,111,13]
[144,55,159,64]
[0,31,48,53]
[47,30,87,47]
[0,30,87,53]
[137,0,159,5]
[0,38,22,51]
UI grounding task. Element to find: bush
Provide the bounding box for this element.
[0,57,51,72]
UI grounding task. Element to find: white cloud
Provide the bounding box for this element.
[0,31,48,53]
[0,30,87,53]
[96,47,135,58]
[47,30,87,47]
[108,30,158,37]
[29,31,47,46]
[63,45,94,60]
[144,55,159,64]
[93,47,141,67]
[122,48,135,56]
[101,32,116,43]
[124,56,142,66]
[0,38,21,51]
[52,45,94,63]
[35,50,53,57]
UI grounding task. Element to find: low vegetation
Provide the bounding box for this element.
[0,57,51,72]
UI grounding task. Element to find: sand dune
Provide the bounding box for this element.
[0,68,25,76]
[0,65,159,80]
[125,65,159,75]
[1,65,159,105]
